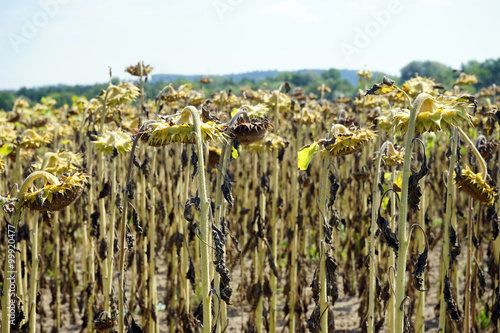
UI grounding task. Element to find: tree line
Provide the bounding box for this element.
[1,58,499,111]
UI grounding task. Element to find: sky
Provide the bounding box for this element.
[0,0,499,90]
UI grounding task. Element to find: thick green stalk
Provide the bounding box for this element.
[319,151,331,332]
[395,93,433,333]
[368,141,388,332]
[438,128,459,331]
[184,106,212,333]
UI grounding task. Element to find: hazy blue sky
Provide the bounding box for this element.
[0,0,498,90]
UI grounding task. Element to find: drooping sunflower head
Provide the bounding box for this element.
[378,94,475,135]
[455,165,496,206]
[93,128,133,156]
[454,73,478,86]
[244,133,289,154]
[381,142,405,167]
[32,151,83,176]
[401,76,442,98]
[324,124,377,157]
[101,82,140,107]
[200,77,213,84]
[357,69,373,83]
[137,108,227,146]
[23,170,90,211]
[0,122,17,143]
[228,109,273,145]
[125,62,153,77]
[20,129,54,149]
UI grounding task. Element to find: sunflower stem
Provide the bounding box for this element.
[319,147,331,333]
[395,92,432,333]
[184,105,212,333]
[368,141,389,332]
[438,128,459,331]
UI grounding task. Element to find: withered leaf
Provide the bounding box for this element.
[325,253,338,303]
[190,145,198,181]
[412,247,428,291]
[376,192,399,258]
[408,138,429,211]
[212,223,232,304]
[127,317,143,333]
[98,180,111,199]
[187,260,196,288]
[492,292,500,329]
[327,171,339,210]
[184,192,200,223]
[222,172,234,209]
[443,275,461,321]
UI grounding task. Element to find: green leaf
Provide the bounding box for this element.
[0,143,14,157]
[297,142,320,170]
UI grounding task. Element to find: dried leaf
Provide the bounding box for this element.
[408,138,429,211]
[184,192,200,223]
[222,172,234,209]
[443,275,461,321]
[412,247,428,291]
[376,195,399,258]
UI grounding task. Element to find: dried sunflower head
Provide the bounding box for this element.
[236,104,269,119]
[455,165,496,206]
[244,133,289,154]
[324,124,377,157]
[297,124,376,170]
[13,97,30,111]
[228,110,273,145]
[125,62,153,77]
[101,82,140,107]
[32,151,83,176]
[200,77,213,84]
[0,122,17,143]
[378,94,475,135]
[382,142,405,167]
[454,73,478,86]
[401,76,442,98]
[357,69,373,83]
[156,84,189,104]
[93,311,117,333]
[20,129,53,149]
[93,128,132,156]
[137,108,227,146]
[23,170,90,211]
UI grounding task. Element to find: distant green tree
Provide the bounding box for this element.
[400,60,455,88]
[0,91,16,111]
